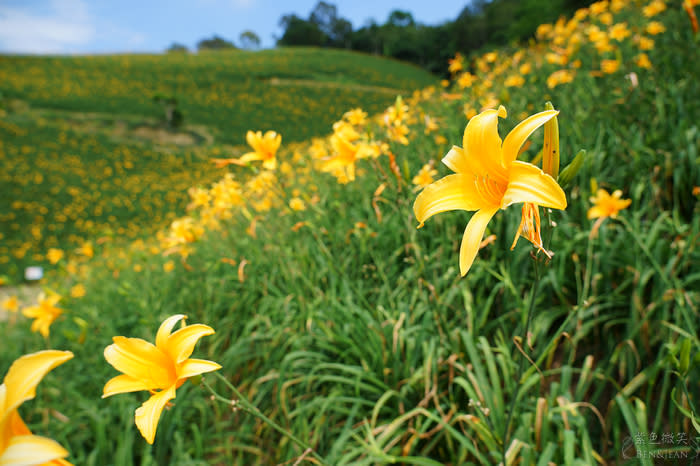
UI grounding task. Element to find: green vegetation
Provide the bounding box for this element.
[0,48,436,279]
[1,1,699,465]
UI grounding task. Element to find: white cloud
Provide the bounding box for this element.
[0,0,95,54]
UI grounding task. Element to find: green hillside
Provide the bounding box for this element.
[0,47,437,143]
[1,1,699,465]
[0,48,437,279]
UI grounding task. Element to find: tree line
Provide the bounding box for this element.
[169,0,592,75]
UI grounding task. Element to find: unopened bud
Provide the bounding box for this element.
[557,149,586,189]
[542,102,560,179]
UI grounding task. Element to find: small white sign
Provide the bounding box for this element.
[24,266,44,281]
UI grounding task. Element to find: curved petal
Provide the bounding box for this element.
[441,146,470,174]
[104,337,174,388]
[134,384,177,445]
[102,374,152,398]
[8,411,31,436]
[156,315,186,349]
[0,434,69,466]
[502,110,558,166]
[462,106,509,183]
[413,174,486,226]
[164,324,215,364]
[245,130,259,148]
[502,161,567,210]
[177,359,222,380]
[459,207,499,276]
[1,350,73,416]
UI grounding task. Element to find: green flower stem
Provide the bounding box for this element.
[202,372,327,465]
[502,256,540,462]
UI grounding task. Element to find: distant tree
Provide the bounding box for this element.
[309,1,338,36]
[387,10,415,28]
[197,35,236,51]
[166,42,188,53]
[277,14,326,46]
[239,30,261,50]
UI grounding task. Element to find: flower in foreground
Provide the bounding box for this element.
[239,130,282,170]
[22,292,63,338]
[103,314,221,444]
[413,106,567,276]
[0,350,73,465]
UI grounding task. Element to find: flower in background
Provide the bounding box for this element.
[103,314,221,444]
[587,188,631,220]
[0,350,73,465]
[587,187,631,236]
[448,53,464,74]
[2,295,19,313]
[635,53,652,69]
[646,21,666,34]
[414,106,567,276]
[504,75,525,88]
[22,292,63,338]
[547,69,575,88]
[239,130,282,170]
[289,197,306,211]
[76,242,94,258]
[601,59,620,74]
[70,284,86,298]
[46,248,64,264]
[343,108,367,126]
[412,163,438,190]
[643,0,666,17]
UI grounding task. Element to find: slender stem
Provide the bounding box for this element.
[502,257,540,462]
[202,372,326,465]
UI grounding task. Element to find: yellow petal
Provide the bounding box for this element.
[262,158,277,170]
[502,161,567,210]
[0,434,69,466]
[155,314,186,349]
[462,106,509,184]
[102,374,152,398]
[177,359,222,380]
[134,384,176,444]
[239,152,261,162]
[104,337,174,389]
[586,205,606,219]
[413,174,485,226]
[1,350,73,417]
[164,324,215,364]
[502,110,559,166]
[459,208,499,276]
[440,146,469,174]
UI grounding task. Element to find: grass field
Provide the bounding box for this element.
[1,1,699,465]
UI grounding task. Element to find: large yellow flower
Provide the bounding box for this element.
[0,350,73,465]
[413,106,567,276]
[102,315,221,444]
[239,130,282,170]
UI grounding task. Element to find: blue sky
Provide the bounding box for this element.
[0,0,468,54]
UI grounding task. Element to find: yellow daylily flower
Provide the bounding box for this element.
[587,188,631,220]
[102,315,221,444]
[0,350,74,465]
[22,293,63,338]
[413,106,567,276]
[239,130,282,170]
